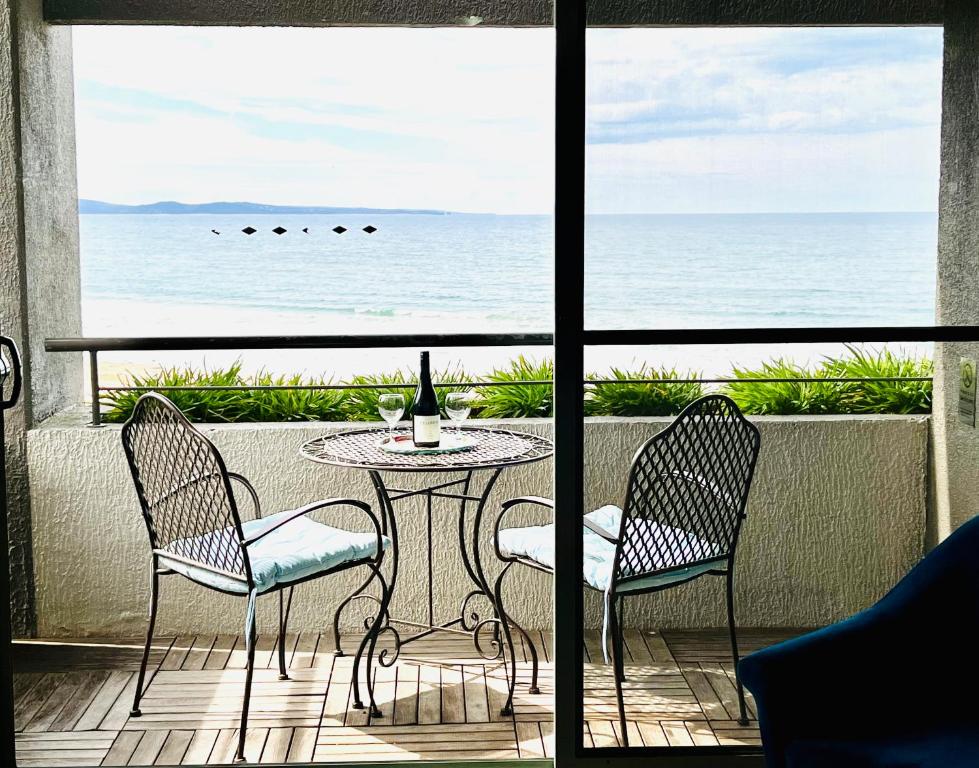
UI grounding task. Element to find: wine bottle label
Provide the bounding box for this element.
[413,415,441,445]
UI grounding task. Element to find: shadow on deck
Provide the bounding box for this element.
[13,628,799,765]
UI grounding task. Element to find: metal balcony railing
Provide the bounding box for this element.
[44,333,932,426]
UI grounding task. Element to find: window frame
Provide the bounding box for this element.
[3,2,961,768]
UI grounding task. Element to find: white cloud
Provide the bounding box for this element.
[73,25,941,214]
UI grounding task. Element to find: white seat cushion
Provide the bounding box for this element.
[497,504,722,593]
[159,508,390,594]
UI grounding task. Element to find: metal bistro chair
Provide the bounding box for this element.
[122,393,390,763]
[492,394,761,745]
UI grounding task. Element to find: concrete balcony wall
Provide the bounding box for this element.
[26,413,928,637]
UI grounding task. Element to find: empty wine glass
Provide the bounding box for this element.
[378,393,405,442]
[444,391,473,434]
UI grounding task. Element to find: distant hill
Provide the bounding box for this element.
[79,199,452,215]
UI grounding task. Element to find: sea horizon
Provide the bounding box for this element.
[80,210,938,378]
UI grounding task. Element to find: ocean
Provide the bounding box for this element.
[80,212,937,377]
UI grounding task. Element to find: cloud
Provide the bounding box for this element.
[73,25,941,214]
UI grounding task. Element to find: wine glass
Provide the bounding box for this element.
[444,391,473,435]
[378,393,405,443]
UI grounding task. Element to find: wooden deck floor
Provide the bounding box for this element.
[13,628,795,765]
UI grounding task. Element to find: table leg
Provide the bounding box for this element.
[350,472,403,714]
[457,468,510,659]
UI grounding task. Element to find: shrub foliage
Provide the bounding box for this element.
[101,346,933,423]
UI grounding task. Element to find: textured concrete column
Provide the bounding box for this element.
[931,0,979,545]
[0,0,82,636]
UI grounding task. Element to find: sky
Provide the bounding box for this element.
[72,26,943,215]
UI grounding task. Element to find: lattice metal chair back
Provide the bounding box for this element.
[120,393,389,763]
[614,394,761,586]
[492,393,762,745]
[121,392,250,583]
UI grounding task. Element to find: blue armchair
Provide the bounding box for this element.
[738,514,979,768]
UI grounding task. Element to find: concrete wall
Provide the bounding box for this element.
[931,0,979,545]
[27,414,928,637]
[0,0,82,637]
[42,0,943,27]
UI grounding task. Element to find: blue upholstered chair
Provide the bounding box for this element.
[739,513,979,768]
[493,394,761,745]
[122,393,390,763]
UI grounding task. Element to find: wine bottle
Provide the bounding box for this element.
[412,351,441,447]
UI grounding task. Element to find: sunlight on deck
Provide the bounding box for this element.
[14,629,792,765]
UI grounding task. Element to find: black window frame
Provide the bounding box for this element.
[3,2,966,768]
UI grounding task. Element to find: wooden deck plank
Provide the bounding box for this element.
[588,719,619,748]
[100,675,137,732]
[637,720,668,746]
[15,674,61,731]
[241,727,269,764]
[128,729,168,765]
[541,720,554,758]
[51,672,111,732]
[102,731,143,766]
[462,665,489,723]
[182,637,216,672]
[700,662,747,722]
[260,728,293,763]
[393,663,419,725]
[515,721,545,758]
[12,628,786,766]
[24,673,86,732]
[14,672,45,704]
[160,637,195,672]
[285,727,317,763]
[320,655,349,728]
[181,730,219,765]
[205,729,238,765]
[439,666,465,724]
[268,635,299,672]
[290,634,318,670]
[75,671,132,732]
[203,636,237,671]
[416,664,441,726]
[156,730,194,765]
[369,658,398,724]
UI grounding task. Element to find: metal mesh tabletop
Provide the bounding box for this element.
[300,427,553,472]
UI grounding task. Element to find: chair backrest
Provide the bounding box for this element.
[121,393,248,579]
[614,394,760,583]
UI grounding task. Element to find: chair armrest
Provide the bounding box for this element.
[227,472,262,520]
[242,498,382,563]
[494,496,554,561]
[740,611,915,764]
[582,516,618,543]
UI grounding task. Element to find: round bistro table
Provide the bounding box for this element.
[300,426,553,698]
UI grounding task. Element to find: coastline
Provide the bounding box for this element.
[82,297,933,385]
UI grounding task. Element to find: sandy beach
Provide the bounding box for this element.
[83,297,932,386]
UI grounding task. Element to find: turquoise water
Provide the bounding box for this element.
[80,211,937,333]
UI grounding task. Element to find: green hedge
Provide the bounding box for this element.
[100,347,932,423]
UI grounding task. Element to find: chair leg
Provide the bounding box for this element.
[492,568,540,696]
[130,568,159,717]
[277,587,294,680]
[726,568,749,726]
[494,564,519,717]
[607,592,629,747]
[333,570,377,657]
[235,590,259,763]
[615,594,626,683]
[362,567,389,718]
